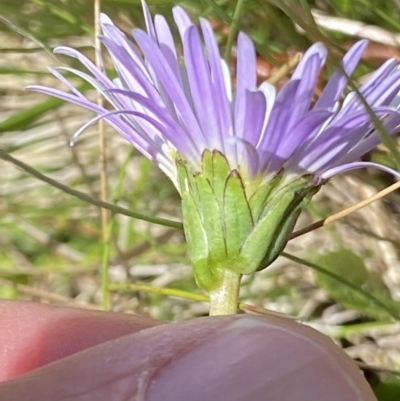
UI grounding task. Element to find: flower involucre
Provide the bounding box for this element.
[29,1,400,292]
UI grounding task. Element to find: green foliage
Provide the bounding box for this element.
[371,373,400,401]
[314,249,400,320]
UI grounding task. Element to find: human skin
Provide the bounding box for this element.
[0,300,377,401]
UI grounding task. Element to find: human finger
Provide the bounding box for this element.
[0,313,377,401]
[0,300,162,381]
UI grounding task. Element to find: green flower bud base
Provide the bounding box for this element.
[177,150,319,315]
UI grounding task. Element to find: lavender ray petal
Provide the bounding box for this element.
[338,59,398,115]
[295,106,394,159]
[101,18,159,93]
[234,32,256,139]
[154,15,181,83]
[88,109,194,162]
[46,67,86,99]
[172,6,193,40]
[274,110,332,162]
[336,112,400,164]
[321,161,400,180]
[291,42,327,80]
[140,0,156,39]
[200,18,232,145]
[100,18,147,78]
[331,109,400,165]
[99,13,113,25]
[240,90,267,147]
[69,110,165,144]
[133,29,206,150]
[100,35,162,103]
[138,6,162,87]
[51,66,133,113]
[294,133,349,174]
[154,15,176,58]
[315,40,368,110]
[310,123,371,173]
[178,65,195,109]
[28,86,165,161]
[341,71,400,114]
[362,71,400,107]
[28,85,108,114]
[285,54,324,131]
[287,110,389,172]
[183,25,222,150]
[255,82,276,149]
[54,46,116,89]
[258,80,300,158]
[104,88,200,160]
[103,32,178,118]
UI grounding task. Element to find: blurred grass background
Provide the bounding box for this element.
[1,0,400,398]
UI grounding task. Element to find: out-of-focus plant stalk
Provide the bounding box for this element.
[94,0,110,310]
[224,0,246,65]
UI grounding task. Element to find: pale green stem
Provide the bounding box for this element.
[209,269,242,316]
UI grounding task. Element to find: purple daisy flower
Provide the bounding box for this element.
[28,2,400,187]
[28,0,400,314]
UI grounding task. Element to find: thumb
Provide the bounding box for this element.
[0,314,376,401]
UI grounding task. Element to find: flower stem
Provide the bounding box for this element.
[209,269,242,316]
[0,149,183,229]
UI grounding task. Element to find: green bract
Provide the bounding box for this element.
[177,150,320,292]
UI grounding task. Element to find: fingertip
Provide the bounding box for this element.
[0,300,161,381]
